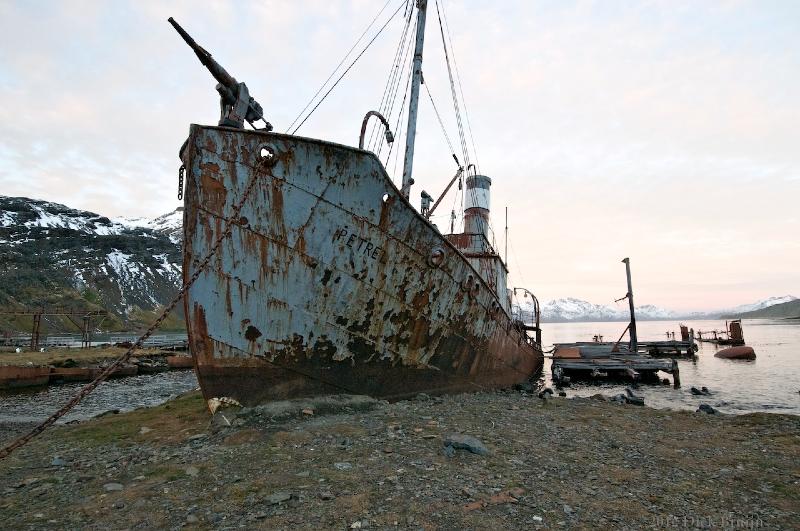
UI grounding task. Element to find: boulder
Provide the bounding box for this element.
[443,433,490,456]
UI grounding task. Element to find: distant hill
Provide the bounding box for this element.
[0,196,184,334]
[719,295,798,316]
[723,299,800,320]
[536,297,676,323]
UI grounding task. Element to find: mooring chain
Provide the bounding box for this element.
[177,165,185,200]
[0,161,266,461]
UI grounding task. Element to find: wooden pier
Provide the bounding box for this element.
[554,339,696,357]
[552,346,680,388]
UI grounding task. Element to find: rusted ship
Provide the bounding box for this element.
[171,5,543,406]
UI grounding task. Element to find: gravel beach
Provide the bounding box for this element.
[0,390,797,529]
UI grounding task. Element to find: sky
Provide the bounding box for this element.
[0,0,798,312]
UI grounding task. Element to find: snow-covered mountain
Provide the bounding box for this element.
[534,295,799,322]
[0,196,183,329]
[2,195,795,330]
[720,295,798,315]
[114,209,183,244]
[536,297,676,322]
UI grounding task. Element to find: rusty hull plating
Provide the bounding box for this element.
[182,125,543,405]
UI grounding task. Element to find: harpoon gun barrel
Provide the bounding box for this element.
[168,17,238,89]
[168,17,270,130]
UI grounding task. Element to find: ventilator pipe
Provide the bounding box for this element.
[359,111,394,150]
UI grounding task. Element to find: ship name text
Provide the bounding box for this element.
[332,227,383,260]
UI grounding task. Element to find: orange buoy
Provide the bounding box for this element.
[714,346,756,360]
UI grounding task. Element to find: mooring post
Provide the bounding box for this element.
[30,311,42,351]
[81,315,91,349]
[672,359,681,388]
[622,258,638,352]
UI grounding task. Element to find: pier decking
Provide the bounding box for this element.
[552,345,680,387]
[554,339,696,357]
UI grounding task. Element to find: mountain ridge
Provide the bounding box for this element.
[0,195,184,333]
[722,299,800,320]
[1,196,795,331]
[537,295,798,323]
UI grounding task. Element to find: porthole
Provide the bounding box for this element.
[428,247,445,268]
[257,144,277,165]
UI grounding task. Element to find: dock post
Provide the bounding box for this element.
[30,311,42,351]
[672,359,680,388]
[620,258,637,352]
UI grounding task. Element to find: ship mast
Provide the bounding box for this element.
[400,0,428,200]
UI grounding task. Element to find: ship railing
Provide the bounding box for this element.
[511,287,542,349]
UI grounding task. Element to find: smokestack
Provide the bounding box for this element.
[464,174,491,236]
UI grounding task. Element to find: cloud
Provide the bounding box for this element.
[0,0,797,311]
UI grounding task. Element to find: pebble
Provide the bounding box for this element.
[697,404,718,414]
[103,483,124,492]
[1,387,795,530]
[185,466,199,477]
[267,491,292,504]
[50,456,66,467]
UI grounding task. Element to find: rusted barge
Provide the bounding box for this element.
[696,320,745,346]
[171,11,544,406]
[0,366,50,390]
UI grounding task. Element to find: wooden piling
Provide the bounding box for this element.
[672,359,680,388]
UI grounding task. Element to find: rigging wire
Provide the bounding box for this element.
[423,80,459,166]
[439,0,481,173]
[285,0,394,134]
[290,0,406,135]
[375,17,417,155]
[434,0,492,240]
[367,2,414,149]
[434,0,469,169]
[386,63,413,178]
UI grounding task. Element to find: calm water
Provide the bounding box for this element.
[0,319,797,426]
[0,370,198,425]
[542,319,800,415]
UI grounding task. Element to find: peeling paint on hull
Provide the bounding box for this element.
[182,125,543,406]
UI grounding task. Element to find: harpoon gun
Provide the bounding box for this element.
[168,17,272,131]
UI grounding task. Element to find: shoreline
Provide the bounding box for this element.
[1,390,797,528]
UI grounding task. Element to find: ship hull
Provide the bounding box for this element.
[182,125,542,405]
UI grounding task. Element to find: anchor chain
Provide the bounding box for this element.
[178,165,185,200]
[0,161,266,461]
